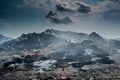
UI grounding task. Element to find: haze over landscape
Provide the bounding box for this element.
[0,0,120,80]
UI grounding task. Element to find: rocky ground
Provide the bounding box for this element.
[0,52,120,80]
[0,63,120,80]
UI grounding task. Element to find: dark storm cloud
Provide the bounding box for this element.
[21,0,92,24]
[76,1,91,13]
[56,3,72,12]
[0,0,120,26]
[46,11,73,24]
[56,1,91,13]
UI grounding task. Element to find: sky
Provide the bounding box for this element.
[0,0,120,39]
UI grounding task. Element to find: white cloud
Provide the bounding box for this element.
[93,0,114,13]
[56,1,91,13]
[93,0,120,15]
